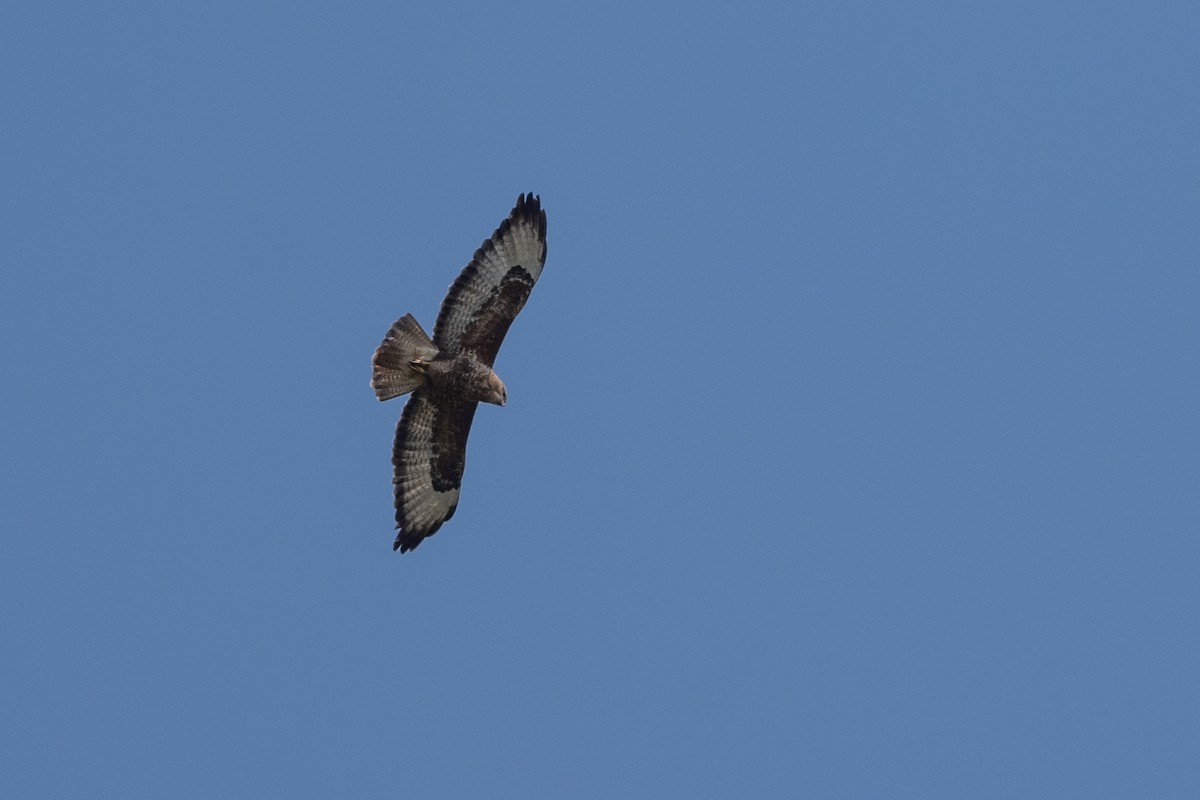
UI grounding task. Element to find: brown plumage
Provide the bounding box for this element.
[371,193,547,553]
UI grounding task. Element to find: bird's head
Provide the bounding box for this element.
[483,371,507,407]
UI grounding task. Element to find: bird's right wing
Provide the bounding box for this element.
[390,388,478,553]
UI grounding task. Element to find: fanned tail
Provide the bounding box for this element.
[371,314,440,401]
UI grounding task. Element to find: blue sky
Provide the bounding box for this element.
[3,1,1198,797]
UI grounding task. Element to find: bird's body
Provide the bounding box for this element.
[371,194,547,553]
[422,352,508,406]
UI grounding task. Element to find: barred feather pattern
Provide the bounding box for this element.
[433,193,547,362]
[392,389,478,552]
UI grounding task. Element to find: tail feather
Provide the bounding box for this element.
[372,314,440,401]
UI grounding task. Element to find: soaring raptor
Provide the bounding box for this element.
[371,193,547,553]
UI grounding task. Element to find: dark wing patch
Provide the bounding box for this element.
[457,267,536,366]
[432,193,547,359]
[391,387,479,553]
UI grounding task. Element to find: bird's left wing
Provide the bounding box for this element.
[391,388,479,553]
[432,193,547,366]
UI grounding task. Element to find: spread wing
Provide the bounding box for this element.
[432,193,547,366]
[391,388,479,553]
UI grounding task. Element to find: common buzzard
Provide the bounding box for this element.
[371,193,547,553]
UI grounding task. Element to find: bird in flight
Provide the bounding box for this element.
[371,193,547,553]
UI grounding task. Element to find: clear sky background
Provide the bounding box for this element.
[3,2,1197,797]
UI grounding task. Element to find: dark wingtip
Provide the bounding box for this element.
[394,525,433,554]
[515,191,541,213]
[513,192,546,244]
